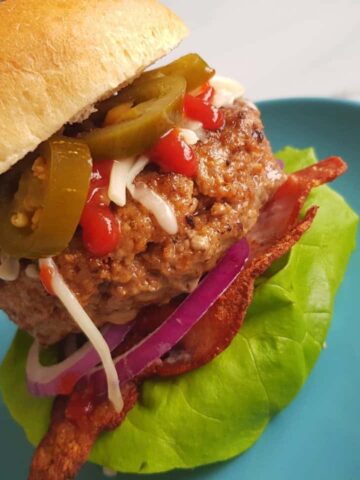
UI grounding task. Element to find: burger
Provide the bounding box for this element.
[0,0,357,479]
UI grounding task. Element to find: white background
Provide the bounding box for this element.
[162,0,360,101]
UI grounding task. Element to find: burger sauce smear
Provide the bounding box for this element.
[80,160,120,256]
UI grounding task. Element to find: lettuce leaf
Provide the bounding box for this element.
[0,148,358,474]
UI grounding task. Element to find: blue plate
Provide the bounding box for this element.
[1,98,359,479]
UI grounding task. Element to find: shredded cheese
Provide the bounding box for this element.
[109,156,178,235]
[127,157,178,235]
[180,118,206,141]
[0,254,20,281]
[108,157,135,207]
[126,155,149,184]
[25,264,39,279]
[179,127,200,145]
[128,182,178,235]
[210,75,245,108]
[39,258,123,412]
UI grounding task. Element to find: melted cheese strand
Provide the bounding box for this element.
[39,258,123,412]
[0,254,20,281]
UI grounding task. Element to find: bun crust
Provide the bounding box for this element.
[0,0,188,174]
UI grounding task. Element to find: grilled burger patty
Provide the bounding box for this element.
[0,100,285,345]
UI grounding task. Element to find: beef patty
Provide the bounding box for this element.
[0,100,285,345]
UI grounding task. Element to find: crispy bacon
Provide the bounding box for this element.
[29,157,346,480]
[28,382,138,480]
[248,156,346,255]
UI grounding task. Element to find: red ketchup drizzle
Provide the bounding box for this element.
[66,383,95,423]
[39,265,55,296]
[184,84,225,131]
[196,82,215,103]
[59,372,79,396]
[149,129,198,177]
[80,160,120,256]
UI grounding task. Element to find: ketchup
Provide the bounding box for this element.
[196,82,215,103]
[184,93,225,131]
[89,160,113,196]
[149,129,198,177]
[66,383,95,423]
[81,160,120,256]
[59,372,79,396]
[39,265,55,296]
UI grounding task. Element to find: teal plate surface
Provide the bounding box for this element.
[1,98,359,479]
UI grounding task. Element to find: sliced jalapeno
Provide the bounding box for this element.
[82,75,186,160]
[0,137,92,259]
[140,53,215,92]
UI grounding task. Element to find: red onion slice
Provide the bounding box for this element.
[276,158,285,169]
[90,238,249,393]
[26,323,133,397]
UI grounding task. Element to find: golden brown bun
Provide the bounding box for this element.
[0,0,188,174]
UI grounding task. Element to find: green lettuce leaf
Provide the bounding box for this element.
[0,147,358,474]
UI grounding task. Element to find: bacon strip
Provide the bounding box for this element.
[29,157,346,480]
[248,156,346,255]
[28,382,138,480]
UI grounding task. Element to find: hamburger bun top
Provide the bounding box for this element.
[0,0,188,175]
